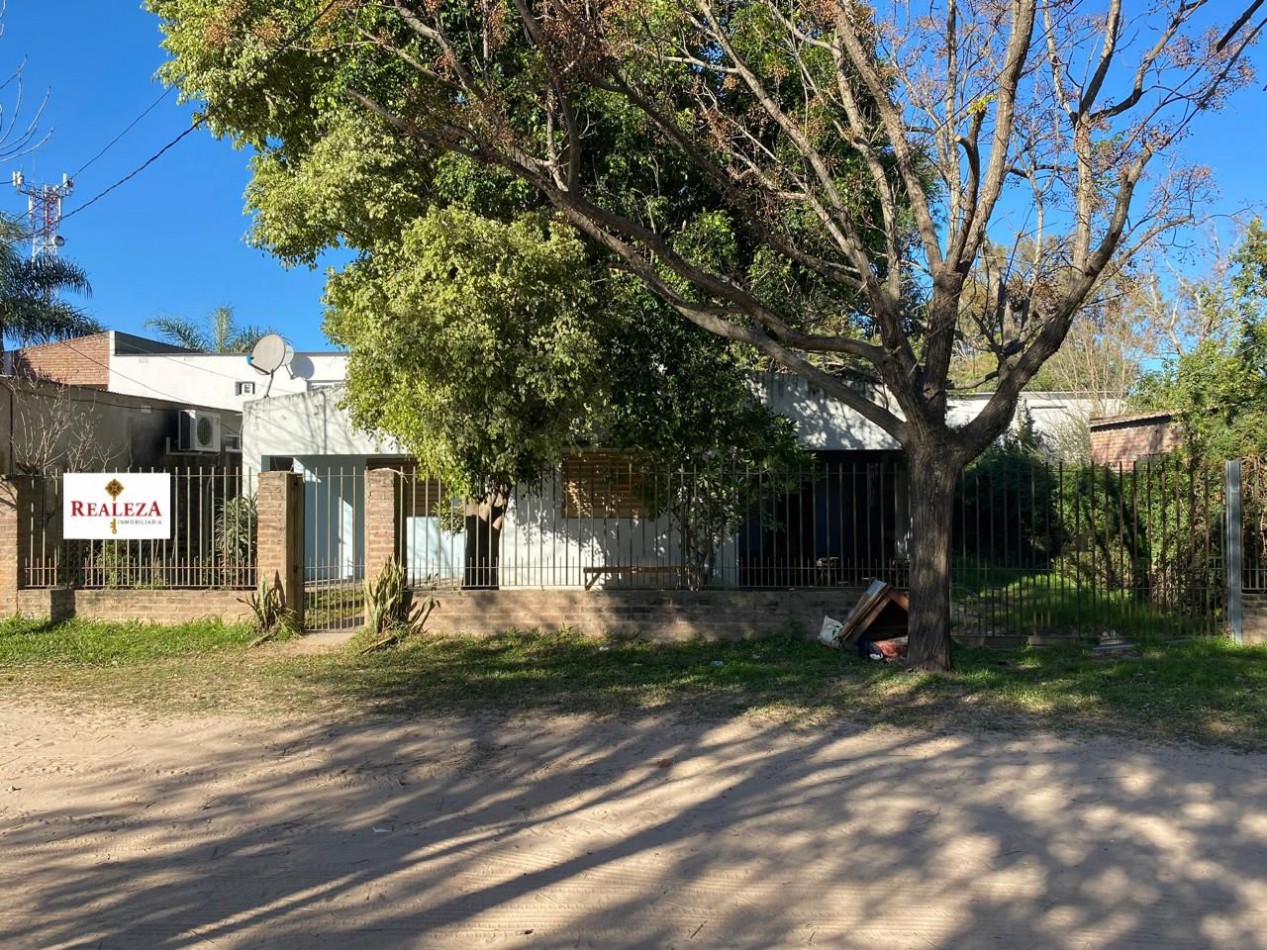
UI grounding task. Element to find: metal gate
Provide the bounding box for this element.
[302,465,365,631]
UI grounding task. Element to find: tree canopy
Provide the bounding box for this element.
[0,214,97,348]
[145,304,277,353]
[151,0,819,496]
[149,0,1260,669]
[1135,219,1267,462]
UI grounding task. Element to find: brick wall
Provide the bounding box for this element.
[1089,415,1178,465]
[1243,592,1267,645]
[0,478,22,615]
[7,332,111,387]
[364,468,400,584]
[409,588,868,641]
[16,588,252,624]
[257,471,304,624]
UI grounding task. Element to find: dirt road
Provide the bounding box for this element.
[1,702,1265,948]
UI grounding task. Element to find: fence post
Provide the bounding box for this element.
[364,467,400,598]
[1226,459,1243,645]
[257,471,305,630]
[0,476,33,616]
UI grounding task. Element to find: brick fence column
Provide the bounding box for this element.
[257,471,304,629]
[1244,592,1267,646]
[364,468,401,581]
[0,476,34,616]
[364,468,402,626]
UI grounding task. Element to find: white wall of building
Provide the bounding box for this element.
[109,351,348,414]
[242,386,401,477]
[245,380,1118,587]
[754,373,1120,452]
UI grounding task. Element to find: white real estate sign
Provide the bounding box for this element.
[63,473,172,540]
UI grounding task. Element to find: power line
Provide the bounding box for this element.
[70,87,175,180]
[61,125,199,223]
[60,0,345,222]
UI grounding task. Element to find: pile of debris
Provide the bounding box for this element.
[819,579,909,661]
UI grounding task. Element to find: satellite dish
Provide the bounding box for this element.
[249,334,293,375]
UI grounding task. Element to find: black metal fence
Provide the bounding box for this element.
[953,455,1225,637]
[389,454,908,593]
[382,452,1227,637]
[1239,456,1267,594]
[17,455,1237,639]
[20,468,258,590]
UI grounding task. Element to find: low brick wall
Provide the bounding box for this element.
[16,588,253,625]
[410,588,867,641]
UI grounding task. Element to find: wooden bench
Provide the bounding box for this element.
[583,565,693,590]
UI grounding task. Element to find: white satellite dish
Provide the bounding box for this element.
[249,334,293,375]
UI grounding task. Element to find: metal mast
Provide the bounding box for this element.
[11,171,74,259]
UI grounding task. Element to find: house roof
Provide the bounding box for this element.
[1089,410,1176,430]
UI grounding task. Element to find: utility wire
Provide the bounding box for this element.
[61,0,344,222]
[70,87,174,180]
[62,125,199,223]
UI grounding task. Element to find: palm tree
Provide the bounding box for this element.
[145,305,276,353]
[0,214,98,347]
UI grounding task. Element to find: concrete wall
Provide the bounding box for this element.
[250,380,1113,474]
[246,381,1113,591]
[1243,592,1267,646]
[1,379,243,473]
[109,351,348,413]
[749,374,1115,453]
[242,387,400,477]
[754,374,900,450]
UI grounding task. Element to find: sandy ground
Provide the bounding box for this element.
[2,703,1266,950]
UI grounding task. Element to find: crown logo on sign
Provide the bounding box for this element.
[104,478,125,500]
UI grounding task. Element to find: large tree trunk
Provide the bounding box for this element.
[904,444,962,672]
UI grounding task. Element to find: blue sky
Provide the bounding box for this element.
[2,3,1265,355]
[2,2,343,351]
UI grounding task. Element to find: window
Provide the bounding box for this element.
[235,381,256,396]
[562,452,643,519]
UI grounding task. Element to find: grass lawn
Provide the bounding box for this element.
[2,615,1266,748]
[953,571,1220,638]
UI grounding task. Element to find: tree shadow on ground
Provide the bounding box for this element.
[2,699,1265,948]
[263,631,1267,749]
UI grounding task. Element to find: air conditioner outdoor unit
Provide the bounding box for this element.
[179,410,222,453]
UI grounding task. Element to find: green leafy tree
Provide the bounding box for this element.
[604,276,807,583]
[0,214,97,347]
[145,304,276,353]
[150,0,1258,669]
[326,207,605,493]
[1135,219,1267,461]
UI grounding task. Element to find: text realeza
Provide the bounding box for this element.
[70,501,164,518]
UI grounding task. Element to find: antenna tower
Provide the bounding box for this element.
[10,172,74,259]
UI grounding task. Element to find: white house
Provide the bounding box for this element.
[241,377,1116,593]
[4,330,349,457]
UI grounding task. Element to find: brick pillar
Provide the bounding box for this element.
[364,468,401,622]
[257,471,304,629]
[0,476,33,616]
